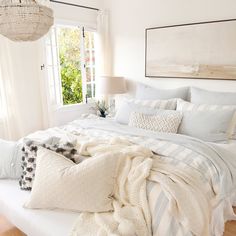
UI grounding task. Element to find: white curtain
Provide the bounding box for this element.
[96,10,112,78]
[95,10,112,102]
[0,36,24,140]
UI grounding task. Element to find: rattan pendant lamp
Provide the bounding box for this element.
[0,0,54,41]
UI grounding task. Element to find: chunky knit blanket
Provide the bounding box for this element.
[70,137,210,236]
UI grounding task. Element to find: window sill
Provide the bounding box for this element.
[55,102,95,112]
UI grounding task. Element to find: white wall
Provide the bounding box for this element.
[104,0,236,92]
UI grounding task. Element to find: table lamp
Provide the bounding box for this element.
[97,76,127,115]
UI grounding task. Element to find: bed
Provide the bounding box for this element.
[0,86,236,236]
[0,180,78,236]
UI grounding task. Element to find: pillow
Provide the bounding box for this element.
[115,98,177,125]
[136,83,189,100]
[129,111,183,133]
[25,148,121,212]
[20,138,82,191]
[191,87,236,105]
[178,109,236,142]
[177,99,236,139]
[0,140,22,179]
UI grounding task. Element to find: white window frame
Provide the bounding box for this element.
[84,28,96,100]
[45,21,97,109]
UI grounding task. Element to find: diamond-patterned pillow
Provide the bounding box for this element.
[129,111,183,133]
[24,147,121,212]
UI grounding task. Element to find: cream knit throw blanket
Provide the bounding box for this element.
[71,137,210,236]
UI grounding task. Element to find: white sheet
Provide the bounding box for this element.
[213,140,236,154]
[0,180,78,236]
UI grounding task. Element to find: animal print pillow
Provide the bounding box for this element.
[19,138,84,191]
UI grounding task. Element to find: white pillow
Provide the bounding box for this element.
[128,111,183,133]
[0,140,22,179]
[178,109,235,142]
[191,87,236,106]
[136,83,189,100]
[177,99,236,139]
[115,98,177,125]
[25,148,121,212]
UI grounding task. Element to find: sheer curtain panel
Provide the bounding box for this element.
[95,10,112,101]
[96,10,112,77]
[0,36,23,140]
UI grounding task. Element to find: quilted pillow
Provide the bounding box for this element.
[115,98,177,125]
[20,139,82,191]
[24,148,121,212]
[128,111,183,133]
[177,99,236,139]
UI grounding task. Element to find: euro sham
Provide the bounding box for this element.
[136,83,189,100]
[191,87,236,105]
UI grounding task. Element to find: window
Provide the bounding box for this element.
[45,24,96,107]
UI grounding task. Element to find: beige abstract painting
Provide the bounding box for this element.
[145,19,236,80]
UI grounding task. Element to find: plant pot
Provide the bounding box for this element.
[100,111,106,118]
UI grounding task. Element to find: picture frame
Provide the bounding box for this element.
[145,19,236,80]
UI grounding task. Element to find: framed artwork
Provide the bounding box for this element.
[145,19,236,80]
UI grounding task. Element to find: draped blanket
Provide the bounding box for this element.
[70,137,211,236]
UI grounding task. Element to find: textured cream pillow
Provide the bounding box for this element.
[177,99,236,139]
[129,111,182,133]
[25,148,121,212]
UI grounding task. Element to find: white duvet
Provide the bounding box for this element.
[0,116,236,236]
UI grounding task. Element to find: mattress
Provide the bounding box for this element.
[0,180,78,236]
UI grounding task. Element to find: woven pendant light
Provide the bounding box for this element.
[0,0,54,41]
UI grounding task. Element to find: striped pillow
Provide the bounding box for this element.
[128,98,177,110]
[115,98,177,125]
[177,99,236,139]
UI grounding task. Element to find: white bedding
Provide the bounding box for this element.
[213,140,236,154]
[0,117,236,236]
[0,180,78,236]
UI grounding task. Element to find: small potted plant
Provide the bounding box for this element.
[93,100,109,118]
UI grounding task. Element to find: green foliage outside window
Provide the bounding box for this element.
[58,28,83,105]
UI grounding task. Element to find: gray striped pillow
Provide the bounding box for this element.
[177,99,236,139]
[128,98,177,110]
[115,98,177,125]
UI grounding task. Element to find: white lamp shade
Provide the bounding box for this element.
[97,76,127,95]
